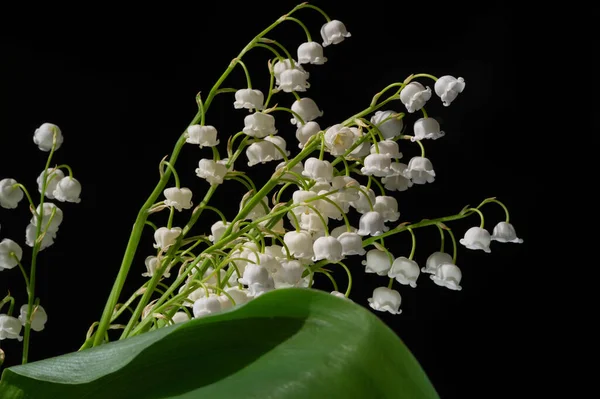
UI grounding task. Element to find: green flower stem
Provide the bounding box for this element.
[409,73,438,81]
[466,208,485,228]
[336,261,353,297]
[275,182,294,203]
[196,93,206,126]
[448,228,458,264]
[302,203,329,235]
[270,107,305,126]
[319,133,326,160]
[285,16,312,41]
[319,196,351,232]
[359,118,385,142]
[282,170,309,189]
[403,136,425,157]
[264,60,277,108]
[354,186,374,211]
[436,223,445,253]
[271,144,290,163]
[227,131,247,159]
[199,205,228,223]
[299,3,331,21]
[12,254,30,288]
[421,107,428,118]
[145,220,158,231]
[387,277,394,289]
[288,208,301,232]
[407,227,416,260]
[254,43,284,61]
[55,163,74,178]
[369,176,386,196]
[12,184,35,211]
[233,59,253,88]
[227,174,254,192]
[167,207,175,229]
[215,88,238,95]
[318,269,338,292]
[260,38,294,67]
[370,82,406,107]
[330,125,381,168]
[482,198,511,223]
[181,185,220,237]
[22,128,58,364]
[111,286,148,323]
[341,158,350,176]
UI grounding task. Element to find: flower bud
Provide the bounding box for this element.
[33,123,63,152]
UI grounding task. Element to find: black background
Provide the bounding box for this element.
[0,1,533,397]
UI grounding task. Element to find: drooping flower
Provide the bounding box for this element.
[373,196,400,222]
[0,239,23,271]
[368,287,402,314]
[412,118,445,141]
[195,159,228,185]
[142,255,170,278]
[302,157,333,182]
[0,178,24,209]
[349,185,376,214]
[18,304,48,332]
[278,69,310,92]
[491,222,524,243]
[324,124,356,156]
[153,227,182,250]
[320,20,351,47]
[238,264,274,297]
[208,221,230,243]
[370,139,402,159]
[264,135,290,160]
[193,295,222,318]
[273,260,307,288]
[370,110,404,139]
[0,314,23,341]
[361,153,392,177]
[273,59,309,85]
[53,177,82,203]
[290,98,323,127]
[33,123,63,152]
[218,287,251,310]
[312,236,343,262]
[30,203,63,233]
[358,211,388,236]
[362,248,393,275]
[297,42,327,65]
[422,252,454,275]
[25,223,56,250]
[246,140,277,166]
[37,168,65,200]
[400,82,432,113]
[434,75,465,106]
[185,125,220,147]
[163,187,193,211]
[388,257,420,288]
[243,112,278,138]
[431,263,463,291]
[381,162,413,192]
[284,230,314,260]
[234,88,264,110]
[296,121,321,148]
[460,227,492,253]
[337,232,366,256]
[402,156,435,184]
[171,312,190,324]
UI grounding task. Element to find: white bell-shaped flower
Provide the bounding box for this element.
[368,287,402,315]
[291,189,317,216]
[31,202,63,233]
[0,178,24,209]
[186,125,220,147]
[358,211,388,236]
[273,260,306,288]
[164,187,193,211]
[315,190,342,220]
[247,252,281,274]
[153,227,182,250]
[37,168,65,200]
[434,76,465,106]
[171,312,190,324]
[373,196,400,222]
[192,295,222,318]
[331,176,361,202]
[362,248,393,275]
[320,20,351,47]
[218,287,250,310]
[309,180,331,193]
[0,239,23,271]
[273,59,309,84]
[296,121,321,148]
[208,220,230,243]
[142,255,170,278]
[264,135,290,160]
[331,225,357,238]
[302,157,333,182]
[388,257,420,288]
[18,304,48,332]
[33,123,63,152]
[297,41,327,65]
[324,124,356,156]
[370,110,404,139]
[491,222,524,243]
[312,236,343,262]
[337,232,365,256]
[246,140,277,166]
[349,185,376,214]
[422,251,454,274]
[284,230,314,259]
[412,118,445,141]
[53,177,82,203]
[403,156,435,184]
[234,88,264,110]
[195,159,228,185]
[299,212,328,234]
[0,314,23,341]
[460,227,492,253]
[290,98,323,127]
[431,263,463,291]
[275,161,304,184]
[361,153,392,177]
[382,162,413,191]
[370,140,402,159]
[238,264,274,297]
[241,196,269,221]
[25,223,56,250]
[243,112,277,138]
[278,69,310,92]
[400,82,432,113]
[264,245,285,262]
[330,291,352,300]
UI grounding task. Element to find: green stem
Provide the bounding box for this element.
[407,227,416,260]
[13,254,30,287]
[448,228,458,264]
[421,107,428,118]
[409,73,438,82]
[318,269,338,292]
[12,184,35,210]
[336,261,353,297]
[269,107,305,126]
[466,208,485,228]
[299,3,331,21]
[483,198,511,223]
[387,278,394,289]
[55,163,74,178]
[233,59,252,88]
[368,176,385,196]
[254,43,284,60]
[260,38,295,67]
[285,16,312,41]
[436,224,445,253]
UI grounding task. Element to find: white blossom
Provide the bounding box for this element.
[53,177,82,203]
[171,312,190,324]
[142,255,170,278]
[460,227,492,253]
[382,162,413,191]
[0,178,24,209]
[349,185,376,214]
[368,287,402,315]
[422,252,454,275]
[0,314,23,341]
[218,287,250,310]
[388,257,420,288]
[373,196,400,222]
[208,221,230,243]
[264,135,290,160]
[18,304,48,332]
[290,98,323,127]
[33,123,63,152]
[431,263,463,291]
[192,295,222,318]
[403,156,435,184]
[234,88,264,110]
[434,75,465,106]
[358,211,388,236]
[320,20,351,47]
[491,222,524,243]
[370,110,404,139]
[362,248,393,275]
[412,118,445,141]
[361,153,392,177]
[273,260,307,288]
[302,157,333,182]
[25,223,56,250]
[296,121,321,148]
[278,69,310,92]
[400,82,432,113]
[243,112,277,138]
[246,140,277,166]
[284,230,314,260]
[153,227,182,250]
[163,187,193,211]
[31,203,63,233]
[324,124,356,156]
[37,168,65,200]
[186,125,220,147]
[0,239,23,271]
[338,232,366,256]
[196,159,228,185]
[312,236,343,262]
[297,41,327,65]
[370,139,402,159]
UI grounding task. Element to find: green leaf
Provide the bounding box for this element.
[0,288,439,399]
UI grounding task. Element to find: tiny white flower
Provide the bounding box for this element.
[18,304,48,332]
[431,263,463,291]
[370,139,402,159]
[337,232,366,256]
[320,20,351,47]
[388,257,420,288]
[171,311,190,324]
[275,161,304,183]
[264,135,290,160]
[290,98,323,127]
[297,41,327,64]
[412,118,445,141]
[312,236,343,262]
[142,255,170,278]
[361,153,392,177]
[315,190,343,220]
[31,202,63,233]
[273,59,309,84]
[296,121,321,149]
[238,264,274,297]
[234,88,264,110]
[491,222,524,243]
[153,227,182,250]
[368,287,402,314]
[299,212,328,234]
[358,211,388,236]
[434,75,465,106]
[284,230,314,260]
[349,185,376,214]
[37,168,65,200]
[373,196,400,222]
[25,223,56,250]
[0,178,24,209]
[53,177,82,203]
[422,252,454,275]
[33,123,63,152]
[324,124,356,156]
[403,156,435,184]
[246,140,277,166]
[185,125,220,147]
[218,287,250,310]
[382,162,413,191]
[0,314,23,341]
[460,227,492,253]
[331,176,361,203]
[400,82,432,113]
[302,157,333,182]
[0,239,23,271]
[243,112,277,138]
[370,110,404,139]
[208,220,230,243]
[163,187,193,211]
[291,189,317,216]
[278,69,310,92]
[330,225,357,238]
[196,159,228,185]
[192,295,222,318]
[273,260,306,288]
[361,248,393,275]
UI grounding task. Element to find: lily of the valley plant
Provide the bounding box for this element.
[0,2,522,368]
